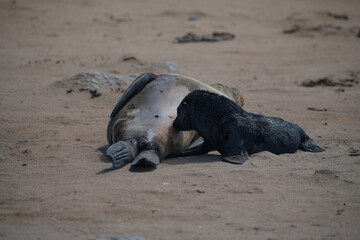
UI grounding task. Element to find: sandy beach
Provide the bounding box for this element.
[0,0,359,239]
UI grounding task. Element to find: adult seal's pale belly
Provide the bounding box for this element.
[106,72,244,169]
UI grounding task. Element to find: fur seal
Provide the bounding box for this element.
[173,90,324,164]
[106,73,244,168]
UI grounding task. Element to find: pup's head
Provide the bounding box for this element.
[173,90,217,131]
[173,94,193,131]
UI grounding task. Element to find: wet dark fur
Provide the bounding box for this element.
[173,90,324,159]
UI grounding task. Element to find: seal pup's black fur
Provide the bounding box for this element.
[173,90,325,164]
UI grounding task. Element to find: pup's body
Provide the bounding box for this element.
[173,90,324,164]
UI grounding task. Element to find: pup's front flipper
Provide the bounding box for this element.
[221,150,249,164]
[106,141,137,168]
[222,138,249,164]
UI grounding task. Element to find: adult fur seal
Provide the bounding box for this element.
[173,90,324,164]
[106,73,244,168]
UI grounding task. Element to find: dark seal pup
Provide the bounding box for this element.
[173,90,324,164]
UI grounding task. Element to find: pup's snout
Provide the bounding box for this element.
[173,117,180,130]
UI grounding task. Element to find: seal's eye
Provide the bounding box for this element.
[182,101,187,106]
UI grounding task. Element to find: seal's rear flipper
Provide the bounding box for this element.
[106,141,137,169]
[132,150,160,167]
[222,151,249,164]
[300,138,325,152]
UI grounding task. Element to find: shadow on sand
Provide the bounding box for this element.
[162,154,221,165]
[97,145,220,174]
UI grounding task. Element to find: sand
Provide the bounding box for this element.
[0,0,360,239]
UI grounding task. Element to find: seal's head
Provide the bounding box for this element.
[210,83,244,107]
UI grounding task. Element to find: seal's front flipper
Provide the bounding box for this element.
[221,151,249,164]
[184,137,204,153]
[179,139,213,157]
[106,141,137,169]
[132,150,160,167]
[300,138,325,152]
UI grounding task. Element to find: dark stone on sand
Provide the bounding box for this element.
[176,33,200,43]
[188,15,198,21]
[302,76,356,87]
[282,21,356,38]
[89,89,101,98]
[122,55,139,62]
[93,236,151,240]
[344,179,355,184]
[326,12,348,21]
[336,209,344,215]
[307,107,327,112]
[283,25,301,34]
[348,147,360,156]
[314,169,339,175]
[176,32,235,43]
[335,88,345,92]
